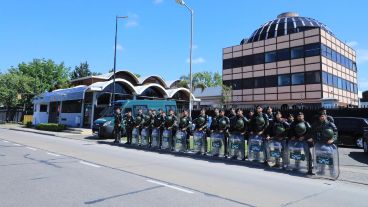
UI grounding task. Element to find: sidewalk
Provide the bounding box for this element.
[1,123,368,185]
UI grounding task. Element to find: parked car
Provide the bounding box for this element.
[334,117,368,148]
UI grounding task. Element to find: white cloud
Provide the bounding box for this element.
[347,41,358,47]
[116,43,123,51]
[186,57,205,64]
[125,13,139,28]
[192,44,198,50]
[153,0,163,4]
[356,49,368,64]
[126,20,138,28]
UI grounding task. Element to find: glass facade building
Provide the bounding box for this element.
[222,12,358,108]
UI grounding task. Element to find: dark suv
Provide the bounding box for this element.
[334,117,368,148]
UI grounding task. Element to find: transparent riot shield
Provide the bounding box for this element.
[286,140,309,173]
[151,128,160,148]
[174,130,187,152]
[313,142,340,180]
[208,132,225,157]
[132,127,140,146]
[161,129,172,150]
[140,128,150,147]
[266,139,285,168]
[192,130,206,154]
[247,134,265,162]
[228,133,245,160]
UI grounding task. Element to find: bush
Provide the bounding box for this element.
[35,123,66,132]
[25,121,33,128]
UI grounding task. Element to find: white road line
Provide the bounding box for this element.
[79,161,101,168]
[13,143,21,146]
[146,179,194,194]
[3,140,9,143]
[26,147,37,151]
[46,152,61,157]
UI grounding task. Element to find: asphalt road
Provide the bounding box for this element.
[1,128,368,207]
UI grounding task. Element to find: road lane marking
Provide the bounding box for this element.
[46,152,61,157]
[79,161,101,168]
[26,147,37,151]
[3,140,9,143]
[146,179,194,194]
[13,143,21,146]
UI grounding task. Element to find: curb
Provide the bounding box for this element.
[9,128,56,137]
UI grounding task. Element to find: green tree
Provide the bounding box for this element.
[221,84,232,106]
[179,71,222,91]
[70,61,101,80]
[0,73,33,121]
[9,58,70,93]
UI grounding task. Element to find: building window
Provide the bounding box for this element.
[232,57,243,68]
[278,74,290,86]
[243,55,253,66]
[327,73,333,86]
[231,79,243,90]
[291,73,305,85]
[61,100,82,113]
[40,104,48,112]
[322,71,328,84]
[254,77,265,88]
[264,75,277,87]
[291,46,304,59]
[304,43,320,57]
[338,77,342,89]
[305,71,321,84]
[277,48,290,61]
[265,51,277,63]
[332,75,338,88]
[321,44,327,57]
[253,53,265,65]
[243,78,253,89]
[223,59,232,69]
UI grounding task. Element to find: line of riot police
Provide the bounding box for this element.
[112,105,340,180]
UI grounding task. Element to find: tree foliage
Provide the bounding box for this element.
[179,71,222,91]
[70,61,101,80]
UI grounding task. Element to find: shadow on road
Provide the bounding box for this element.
[348,151,368,165]
[95,140,309,179]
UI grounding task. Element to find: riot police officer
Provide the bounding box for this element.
[178,110,191,149]
[123,110,134,144]
[165,109,177,148]
[218,109,230,155]
[134,108,145,136]
[265,106,274,123]
[113,107,123,143]
[289,112,313,174]
[249,105,269,137]
[228,108,236,120]
[210,108,220,132]
[193,108,209,153]
[229,108,248,159]
[142,109,154,146]
[287,113,294,125]
[153,109,165,146]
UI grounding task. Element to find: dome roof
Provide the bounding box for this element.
[241,12,333,44]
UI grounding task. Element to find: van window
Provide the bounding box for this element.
[133,105,148,115]
[165,105,177,114]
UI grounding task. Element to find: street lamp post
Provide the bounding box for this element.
[176,0,193,117]
[112,16,128,106]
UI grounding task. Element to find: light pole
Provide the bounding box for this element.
[112,16,128,106]
[175,0,193,117]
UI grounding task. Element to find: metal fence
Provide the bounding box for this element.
[0,108,33,123]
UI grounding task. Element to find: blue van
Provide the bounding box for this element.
[92,100,177,138]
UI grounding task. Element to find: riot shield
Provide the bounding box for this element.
[161,129,172,150]
[151,128,160,148]
[313,142,340,180]
[141,128,150,147]
[228,133,245,160]
[247,134,265,162]
[286,140,309,173]
[208,132,225,157]
[174,130,187,152]
[266,139,285,168]
[192,130,206,154]
[132,127,140,146]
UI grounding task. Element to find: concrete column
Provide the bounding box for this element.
[90,92,97,128]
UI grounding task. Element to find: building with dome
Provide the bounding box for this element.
[32,70,197,128]
[222,12,358,109]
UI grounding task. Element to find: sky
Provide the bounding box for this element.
[1,0,367,93]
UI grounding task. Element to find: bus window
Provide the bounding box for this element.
[133,105,148,115]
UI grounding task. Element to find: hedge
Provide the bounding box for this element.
[35,123,66,132]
